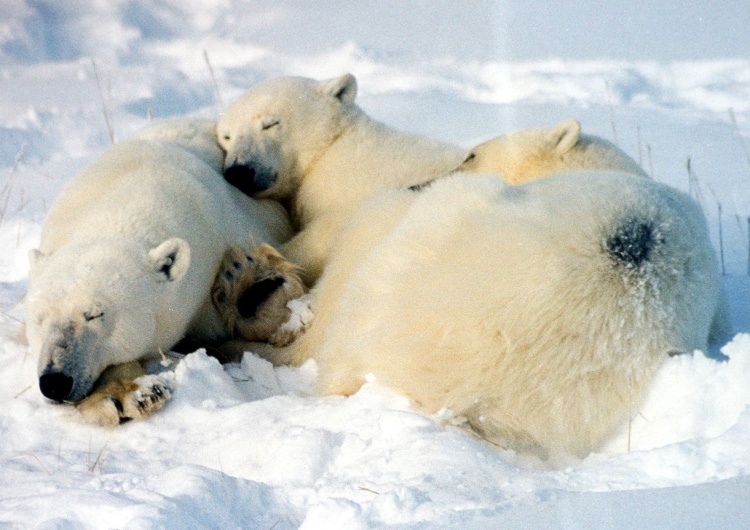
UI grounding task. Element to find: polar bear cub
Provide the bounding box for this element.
[216,73,465,283]
[313,171,726,460]
[456,119,648,184]
[26,118,293,424]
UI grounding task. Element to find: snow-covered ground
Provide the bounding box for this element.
[1,2,749,528]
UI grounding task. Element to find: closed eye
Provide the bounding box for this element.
[261,118,280,131]
[84,310,104,322]
[463,152,476,164]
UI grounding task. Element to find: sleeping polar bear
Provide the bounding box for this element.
[216,73,464,284]
[311,171,727,460]
[26,118,293,425]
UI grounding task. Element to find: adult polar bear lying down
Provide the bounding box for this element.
[218,173,725,459]
[25,118,293,424]
[307,172,726,459]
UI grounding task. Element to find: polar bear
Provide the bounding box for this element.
[438,119,646,186]
[216,73,465,283]
[25,117,293,424]
[311,171,727,460]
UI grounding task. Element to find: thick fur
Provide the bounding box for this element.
[457,119,648,184]
[312,172,726,459]
[447,118,729,346]
[26,118,293,422]
[217,73,465,283]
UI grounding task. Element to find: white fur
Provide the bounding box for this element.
[217,73,465,282]
[313,172,726,459]
[26,117,292,402]
[458,119,648,184]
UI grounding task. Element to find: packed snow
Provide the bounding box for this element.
[1,1,750,528]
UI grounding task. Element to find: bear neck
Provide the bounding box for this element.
[295,108,464,225]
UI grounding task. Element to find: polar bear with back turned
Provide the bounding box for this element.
[314,171,727,460]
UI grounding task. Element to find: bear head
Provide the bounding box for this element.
[26,237,190,403]
[457,119,646,184]
[217,73,359,201]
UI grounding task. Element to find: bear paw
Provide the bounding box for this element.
[212,243,307,344]
[76,375,172,427]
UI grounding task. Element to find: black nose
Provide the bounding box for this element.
[39,372,74,402]
[224,164,257,196]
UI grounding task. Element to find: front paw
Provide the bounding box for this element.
[76,375,172,426]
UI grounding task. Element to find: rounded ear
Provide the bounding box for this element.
[148,238,191,282]
[549,119,581,155]
[319,73,357,104]
[28,248,47,271]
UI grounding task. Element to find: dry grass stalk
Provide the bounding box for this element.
[717,202,726,276]
[728,108,750,171]
[636,124,643,167]
[204,49,224,113]
[647,143,654,179]
[604,80,619,146]
[0,143,26,223]
[88,440,109,473]
[91,59,115,144]
[8,454,51,476]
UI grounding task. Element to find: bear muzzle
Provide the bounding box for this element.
[36,325,97,403]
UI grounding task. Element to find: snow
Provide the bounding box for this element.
[1,1,750,528]
[275,294,315,341]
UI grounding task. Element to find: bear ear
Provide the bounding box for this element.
[28,248,47,271]
[148,238,191,282]
[319,73,358,104]
[549,119,581,155]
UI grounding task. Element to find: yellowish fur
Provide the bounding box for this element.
[457,119,648,184]
[217,110,725,459]
[75,361,170,426]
